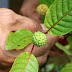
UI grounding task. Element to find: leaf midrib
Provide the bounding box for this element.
[47,9,72,32]
[11,36,32,48]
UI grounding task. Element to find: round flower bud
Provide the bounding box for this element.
[37,4,48,16]
[32,31,47,47]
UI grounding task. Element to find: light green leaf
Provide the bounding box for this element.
[5,29,33,50]
[67,36,72,48]
[44,0,72,36]
[55,42,72,56]
[10,52,39,72]
[60,62,72,72]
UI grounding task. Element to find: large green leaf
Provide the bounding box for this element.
[10,52,39,72]
[60,62,72,72]
[5,29,33,50]
[67,36,72,48]
[44,0,72,36]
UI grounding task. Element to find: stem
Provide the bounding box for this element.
[24,44,34,72]
[30,44,34,55]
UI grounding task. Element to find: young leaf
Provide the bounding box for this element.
[60,62,72,72]
[44,0,72,36]
[5,29,33,50]
[10,52,39,72]
[67,36,72,48]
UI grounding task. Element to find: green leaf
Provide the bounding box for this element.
[60,62,72,72]
[47,64,55,71]
[38,0,53,7]
[67,36,72,48]
[44,0,72,36]
[5,29,33,50]
[10,52,39,72]
[55,42,72,56]
[38,0,54,23]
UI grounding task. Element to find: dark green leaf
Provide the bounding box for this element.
[67,36,72,48]
[44,0,72,36]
